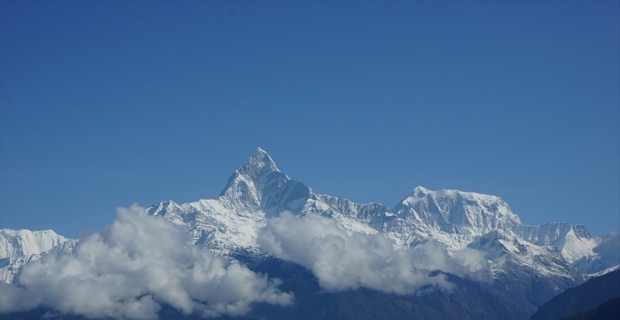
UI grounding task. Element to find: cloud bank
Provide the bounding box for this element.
[258,212,487,294]
[0,204,292,319]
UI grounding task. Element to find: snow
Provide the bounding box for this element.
[584,265,620,279]
[139,149,617,282]
[0,229,75,283]
[0,229,70,259]
[2,148,617,286]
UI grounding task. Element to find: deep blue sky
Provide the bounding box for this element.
[1,1,618,238]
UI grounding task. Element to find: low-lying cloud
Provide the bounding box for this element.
[0,204,292,319]
[258,212,487,294]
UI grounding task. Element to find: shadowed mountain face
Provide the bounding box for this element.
[561,297,620,320]
[0,258,536,320]
[244,258,532,320]
[530,270,620,320]
[1,149,618,320]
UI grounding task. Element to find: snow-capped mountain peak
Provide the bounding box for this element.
[411,185,431,195]
[467,229,580,279]
[3,148,617,288]
[0,229,70,258]
[218,148,292,212]
[236,147,281,178]
[394,187,522,236]
[1,229,75,283]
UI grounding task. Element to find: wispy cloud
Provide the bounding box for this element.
[258,211,487,294]
[0,204,292,319]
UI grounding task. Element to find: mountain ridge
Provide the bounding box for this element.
[145,148,618,282]
[2,148,616,283]
[1,148,618,319]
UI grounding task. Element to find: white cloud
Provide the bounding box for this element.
[0,204,292,319]
[258,211,487,294]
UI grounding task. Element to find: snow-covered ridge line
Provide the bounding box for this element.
[0,229,76,283]
[145,148,617,278]
[1,148,618,285]
[0,229,72,258]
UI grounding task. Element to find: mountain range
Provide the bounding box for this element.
[1,148,618,319]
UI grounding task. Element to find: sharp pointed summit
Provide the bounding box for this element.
[237,147,280,179]
[412,186,431,196]
[218,148,295,211]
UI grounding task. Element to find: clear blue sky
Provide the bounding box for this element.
[1,1,618,238]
